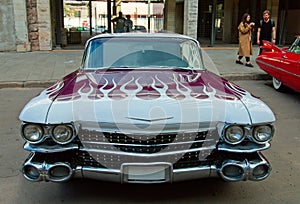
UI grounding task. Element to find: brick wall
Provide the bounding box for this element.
[26,0,39,51]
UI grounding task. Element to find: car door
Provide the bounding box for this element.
[280,38,300,91]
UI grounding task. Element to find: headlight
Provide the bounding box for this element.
[52,125,73,144]
[253,125,273,144]
[224,125,245,145]
[22,124,44,143]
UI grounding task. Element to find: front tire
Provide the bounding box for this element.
[272,77,287,92]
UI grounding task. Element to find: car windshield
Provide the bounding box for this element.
[82,37,204,70]
[288,37,300,54]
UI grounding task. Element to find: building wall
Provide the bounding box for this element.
[175,1,184,34]
[0,0,16,51]
[223,0,239,43]
[267,0,279,25]
[14,0,30,51]
[27,0,40,51]
[1,0,298,52]
[0,0,51,52]
[183,0,198,40]
[37,0,52,50]
[26,0,52,51]
[164,0,176,32]
[285,9,300,43]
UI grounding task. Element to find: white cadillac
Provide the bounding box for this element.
[20,33,275,183]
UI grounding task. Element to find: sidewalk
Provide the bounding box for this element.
[0,44,269,88]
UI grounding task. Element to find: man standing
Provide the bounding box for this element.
[124,15,133,32]
[257,10,276,53]
[112,12,126,33]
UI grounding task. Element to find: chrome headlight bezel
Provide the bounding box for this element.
[21,123,76,145]
[252,125,274,144]
[21,124,45,144]
[51,124,75,144]
[224,125,245,145]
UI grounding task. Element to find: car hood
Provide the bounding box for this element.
[19,69,275,130]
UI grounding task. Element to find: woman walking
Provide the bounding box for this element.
[236,13,255,67]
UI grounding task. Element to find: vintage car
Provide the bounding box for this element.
[20,33,275,184]
[256,36,300,92]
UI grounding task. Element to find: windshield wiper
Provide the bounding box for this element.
[93,66,132,72]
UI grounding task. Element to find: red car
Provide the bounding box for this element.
[256,36,300,92]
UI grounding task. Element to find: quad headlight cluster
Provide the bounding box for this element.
[223,124,274,145]
[21,123,75,145]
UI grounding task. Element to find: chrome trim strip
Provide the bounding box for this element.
[218,142,270,153]
[23,142,79,153]
[81,139,214,147]
[81,165,215,183]
[80,145,216,157]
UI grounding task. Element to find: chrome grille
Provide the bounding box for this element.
[78,130,212,154]
[76,150,215,169]
[77,128,218,169]
[77,130,219,169]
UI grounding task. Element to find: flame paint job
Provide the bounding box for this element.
[46,69,245,101]
[19,68,275,126]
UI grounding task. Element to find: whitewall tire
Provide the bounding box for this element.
[272,77,287,92]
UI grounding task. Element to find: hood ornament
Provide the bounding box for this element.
[127,116,174,122]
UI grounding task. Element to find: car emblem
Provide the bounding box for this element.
[126,116,174,122]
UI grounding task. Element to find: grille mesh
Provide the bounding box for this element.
[79,131,209,153]
[76,129,217,169]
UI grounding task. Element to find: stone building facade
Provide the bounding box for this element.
[2,0,199,52]
[0,0,299,52]
[0,0,51,52]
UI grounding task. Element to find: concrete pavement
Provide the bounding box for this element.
[0,44,269,88]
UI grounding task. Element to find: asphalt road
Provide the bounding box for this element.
[0,80,299,204]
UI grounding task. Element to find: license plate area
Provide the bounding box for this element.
[121,163,172,183]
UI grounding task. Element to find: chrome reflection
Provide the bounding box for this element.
[218,153,271,181]
[22,153,74,182]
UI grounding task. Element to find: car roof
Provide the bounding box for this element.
[88,32,196,42]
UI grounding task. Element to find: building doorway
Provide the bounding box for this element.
[51,0,165,50]
[197,0,224,44]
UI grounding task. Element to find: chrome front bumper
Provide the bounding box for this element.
[22,151,271,183]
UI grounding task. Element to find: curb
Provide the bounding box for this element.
[221,73,271,81]
[0,80,56,89]
[0,73,271,89]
